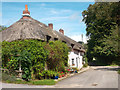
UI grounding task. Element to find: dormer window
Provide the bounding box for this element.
[46,35,51,42]
[62,41,66,43]
[54,38,58,41]
[71,43,74,48]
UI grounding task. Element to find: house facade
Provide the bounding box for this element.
[0,5,85,70]
[68,49,85,69]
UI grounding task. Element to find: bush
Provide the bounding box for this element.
[2,40,69,80]
[83,55,88,67]
[45,41,69,71]
[42,70,58,79]
[2,40,48,81]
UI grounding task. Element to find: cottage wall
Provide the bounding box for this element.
[68,50,83,70]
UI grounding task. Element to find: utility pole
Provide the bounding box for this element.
[81,34,83,43]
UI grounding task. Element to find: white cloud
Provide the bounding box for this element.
[70,34,88,43]
[50,9,58,14]
[49,9,72,15]
[69,13,81,20]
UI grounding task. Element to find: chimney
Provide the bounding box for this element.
[48,23,53,29]
[59,29,64,35]
[22,5,30,19]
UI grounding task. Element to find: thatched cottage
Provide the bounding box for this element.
[0,5,85,69]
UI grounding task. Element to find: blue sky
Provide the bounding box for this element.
[1,2,94,43]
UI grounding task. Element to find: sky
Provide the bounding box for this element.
[1,2,94,43]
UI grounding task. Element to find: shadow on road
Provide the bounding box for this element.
[94,67,120,71]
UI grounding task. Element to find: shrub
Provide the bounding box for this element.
[2,40,48,80]
[45,41,69,71]
[2,40,69,80]
[33,63,44,80]
[42,70,58,79]
[83,55,88,67]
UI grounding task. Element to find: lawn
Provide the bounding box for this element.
[4,79,56,85]
[2,72,56,85]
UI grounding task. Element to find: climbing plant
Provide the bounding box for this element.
[45,41,69,71]
[2,40,48,80]
[2,39,69,80]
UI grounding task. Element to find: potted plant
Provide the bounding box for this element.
[53,72,58,79]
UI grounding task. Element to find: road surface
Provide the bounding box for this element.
[1,66,119,88]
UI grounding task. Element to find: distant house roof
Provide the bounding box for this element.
[0,5,85,52]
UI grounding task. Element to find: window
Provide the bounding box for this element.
[54,38,58,41]
[46,35,51,42]
[62,41,66,43]
[71,44,74,48]
[72,58,75,66]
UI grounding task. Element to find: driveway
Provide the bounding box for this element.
[1,66,119,88]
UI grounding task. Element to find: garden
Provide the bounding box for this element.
[1,39,79,84]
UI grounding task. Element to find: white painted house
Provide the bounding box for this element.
[68,49,85,70]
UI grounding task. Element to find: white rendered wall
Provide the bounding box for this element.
[68,51,83,70]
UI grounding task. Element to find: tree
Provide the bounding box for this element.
[82,2,119,65]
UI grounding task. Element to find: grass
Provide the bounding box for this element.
[2,72,56,85]
[4,79,56,85]
[107,64,119,66]
[118,70,120,74]
[89,60,119,66]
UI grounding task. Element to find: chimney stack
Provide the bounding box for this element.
[59,29,64,35]
[25,5,28,11]
[22,5,30,19]
[48,23,53,29]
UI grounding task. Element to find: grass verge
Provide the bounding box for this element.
[118,70,120,74]
[2,72,56,85]
[3,79,56,85]
[107,64,119,66]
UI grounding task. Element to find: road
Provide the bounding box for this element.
[1,66,119,88]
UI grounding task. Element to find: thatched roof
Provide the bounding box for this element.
[0,5,85,51]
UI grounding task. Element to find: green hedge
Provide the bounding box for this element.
[2,39,69,81]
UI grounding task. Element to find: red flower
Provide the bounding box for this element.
[61,72,63,73]
[68,69,70,71]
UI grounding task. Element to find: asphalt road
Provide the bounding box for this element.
[1,66,119,88]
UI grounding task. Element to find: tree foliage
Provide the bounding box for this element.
[0,25,7,32]
[82,2,120,64]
